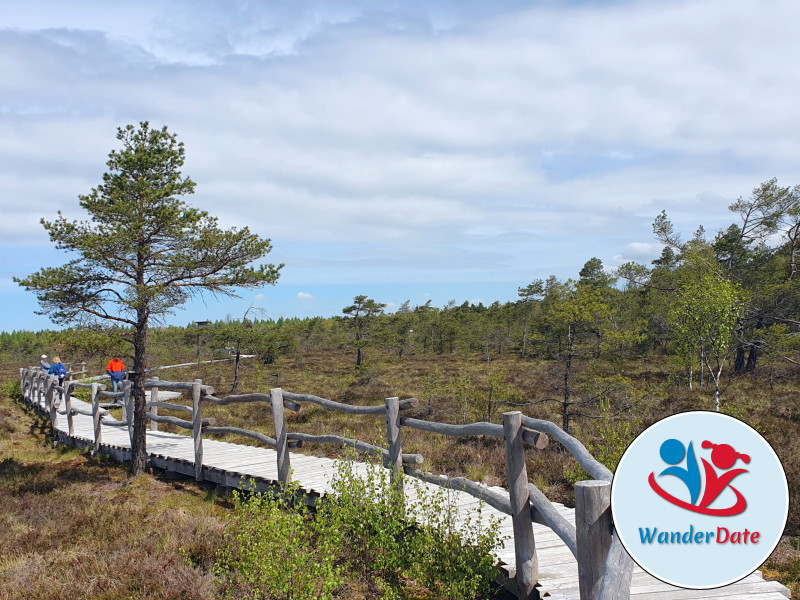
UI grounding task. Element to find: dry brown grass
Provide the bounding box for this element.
[3,349,798,596]
[0,387,225,600]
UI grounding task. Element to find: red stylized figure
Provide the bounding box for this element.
[648,439,750,516]
[697,441,749,512]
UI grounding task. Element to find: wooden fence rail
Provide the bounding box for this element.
[18,366,633,600]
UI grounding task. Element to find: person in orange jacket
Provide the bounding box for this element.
[106,356,126,392]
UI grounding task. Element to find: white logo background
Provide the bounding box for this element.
[611,411,788,588]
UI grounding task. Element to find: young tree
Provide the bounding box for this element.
[517,280,543,358]
[342,295,386,366]
[669,253,743,411]
[540,279,612,432]
[16,122,282,475]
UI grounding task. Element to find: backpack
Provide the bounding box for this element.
[56,363,66,378]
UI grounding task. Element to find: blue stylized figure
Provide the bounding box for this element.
[658,439,701,505]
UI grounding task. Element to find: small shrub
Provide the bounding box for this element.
[320,454,503,599]
[214,483,342,600]
[1,379,21,400]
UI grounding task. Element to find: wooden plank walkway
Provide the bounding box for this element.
[36,392,790,600]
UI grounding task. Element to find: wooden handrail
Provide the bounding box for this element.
[203,393,301,413]
[17,368,628,600]
[520,415,612,482]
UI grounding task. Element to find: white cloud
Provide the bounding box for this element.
[3,0,800,330]
[297,291,314,300]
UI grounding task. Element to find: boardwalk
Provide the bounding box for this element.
[29,389,790,600]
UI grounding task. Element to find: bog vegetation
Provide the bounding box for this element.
[3,177,800,597]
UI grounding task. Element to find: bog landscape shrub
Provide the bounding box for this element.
[214,456,504,600]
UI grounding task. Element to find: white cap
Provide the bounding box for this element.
[41,354,47,359]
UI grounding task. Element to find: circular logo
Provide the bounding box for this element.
[611,411,788,589]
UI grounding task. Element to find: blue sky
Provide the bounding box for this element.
[3,0,800,331]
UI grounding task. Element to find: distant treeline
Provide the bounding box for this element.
[4,179,800,394]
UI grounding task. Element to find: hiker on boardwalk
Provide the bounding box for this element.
[106,356,126,392]
[48,356,67,386]
[39,354,50,371]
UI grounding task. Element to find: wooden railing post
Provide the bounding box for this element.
[91,383,102,454]
[29,370,36,404]
[38,372,45,408]
[46,375,57,428]
[192,379,203,482]
[36,372,44,409]
[503,411,538,600]
[19,368,25,400]
[23,369,30,403]
[270,388,291,484]
[122,379,133,447]
[65,382,74,437]
[385,396,403,494]
[149,377,159,431]
[576,480,612,600]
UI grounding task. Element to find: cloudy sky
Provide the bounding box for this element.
[3,0,799,332]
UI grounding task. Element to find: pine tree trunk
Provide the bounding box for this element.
[129,315,148,476]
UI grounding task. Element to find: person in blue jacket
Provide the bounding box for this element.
[48,356,67,386]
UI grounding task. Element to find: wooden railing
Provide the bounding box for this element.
[18,367,634,600]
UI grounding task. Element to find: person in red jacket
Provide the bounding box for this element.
[106,356,126,392]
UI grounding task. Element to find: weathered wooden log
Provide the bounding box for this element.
[147,413,215,429]
[271,388,291,483]
[523,428,549,449]
[123,379,134,447]
[385,396,403,492]
[597,531,635,600]
[70,406,110,418]
[399,417,504,438]
[203,393,301,413]
[100,417,131,427]
[503,411,538,600]
[520,415,612,482]
[118,380,129,425]
[527,483,577,558]
[202,426,304,449]
[145,401,193,414]
[281,391,386,414]
[192,379,203,482]
[404,467,512,515]
[142,379,214,394]
[400,397,419,410]
[36,373,45,409]
[99,390,125,400]
[576,480,612,600]
[91,383,102,453]
[66,382,100,390]
[46,375,57,428]
[285,433,422,464]
[64,379,74,436]
[149,377,159,431]
[282,391,417,414]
